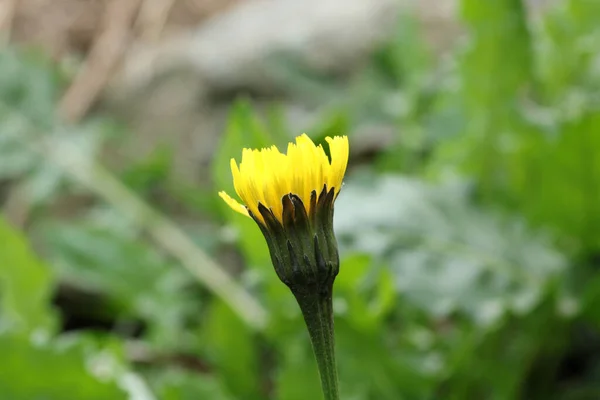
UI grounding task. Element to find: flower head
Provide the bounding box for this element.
[219,134,349,291]
[219,134,349,224]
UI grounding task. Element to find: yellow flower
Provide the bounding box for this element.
[218,132,348,296]
[219,134,349,224]
[219,134,347,398]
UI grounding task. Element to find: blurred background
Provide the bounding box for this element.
[1,0,599,399]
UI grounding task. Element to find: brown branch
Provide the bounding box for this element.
[136,0,177,42]
[0,0,17,43]
[59,0,143,123]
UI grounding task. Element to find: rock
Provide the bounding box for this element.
[105,0,403,182]
[111,0,401,99]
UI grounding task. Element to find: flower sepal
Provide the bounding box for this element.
[249,185,340,295]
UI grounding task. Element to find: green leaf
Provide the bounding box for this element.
[512,112,600,253]
[429,0,532,179]
[0,333,128,400]
[39,215,198,350]
[430,0,600,254]
[121,145,173,196]
[336,322,434,400]
[202,300,261,399]
[0,49,107,206]
[0,216,56,333]
[454,0,532,200]
[334,253,397,333]
[155,369,235,400]
[0,47,62,126]
[335,174,567,325]
[460,0,532,115]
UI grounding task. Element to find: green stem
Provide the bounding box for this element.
[293,285,339,400]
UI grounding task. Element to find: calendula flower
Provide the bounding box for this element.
[219,133,349,400]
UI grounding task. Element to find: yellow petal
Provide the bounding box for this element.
[219,134,349,223]
[219,191,250,217]
[326,136,349,194]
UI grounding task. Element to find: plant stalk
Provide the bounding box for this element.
[0,101,269,331]
[293,285,339,400]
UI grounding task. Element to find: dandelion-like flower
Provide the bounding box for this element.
[219,133,349,400]
[219,133,349,292]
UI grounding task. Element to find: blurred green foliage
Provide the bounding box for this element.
[1,0,600,399]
